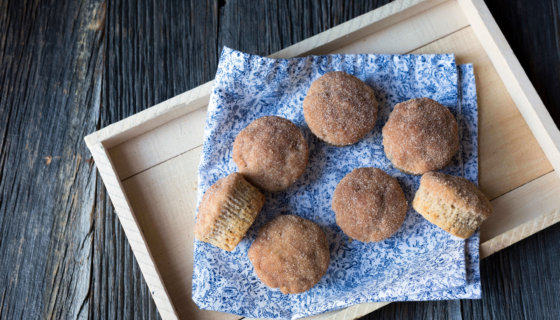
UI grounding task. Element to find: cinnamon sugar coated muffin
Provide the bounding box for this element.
[233,116,309,192]
[194,173,265,251]
[412,172,492,239]
[248,215,330,294]
[382,97,459,174]
[303,71,378,146]
[332,168,407,242]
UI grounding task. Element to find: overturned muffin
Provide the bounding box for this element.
[248,215,330,294]
[233,116,309,192]
[194,173,265,251]
[412,172,492,239]
[303,71,378,146]
[382,97,459,174]
[332,168,408,242]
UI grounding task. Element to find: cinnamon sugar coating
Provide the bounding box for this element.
[233,116,309,192]
[303,71,378,146]
[248,215,330,294]
[382,97,459,175]
[332,168,407,242]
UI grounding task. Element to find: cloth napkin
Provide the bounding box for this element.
[192,47,481,319]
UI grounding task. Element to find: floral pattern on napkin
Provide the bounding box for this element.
[192,47,480,319]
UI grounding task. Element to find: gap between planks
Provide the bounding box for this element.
[121,138,554,204]
[121,145,202,182]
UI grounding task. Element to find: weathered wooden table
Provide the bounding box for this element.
[1,0,558,319]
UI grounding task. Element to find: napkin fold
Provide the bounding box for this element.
[192,47,481,319]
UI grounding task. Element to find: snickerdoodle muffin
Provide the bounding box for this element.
[233,116,308,192]
[412,172,492,239]
[194,173,265,251]
[248,215,330,294]
[382,97,459,175]
[303,71,378,146]
[332,168,408,242]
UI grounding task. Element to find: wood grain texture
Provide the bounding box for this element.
[0,0,105,318]
[218,0,393,56]
[1,0,559,320]
[99,1,219,319]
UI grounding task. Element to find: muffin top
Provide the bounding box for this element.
[332,168,408,242]
[233,116,309,192]
[303,71,378,146]
[248,214,330,294]
[382,97,459,174]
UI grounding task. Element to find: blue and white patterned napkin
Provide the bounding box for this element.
[192,47,480,319]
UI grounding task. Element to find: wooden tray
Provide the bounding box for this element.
[84,0,560,319]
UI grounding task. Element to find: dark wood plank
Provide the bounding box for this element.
[218,0,392,56]
[485,0,560,128]
[97,0,219,319]
[0,0,105,318]
[0,0,219,318]
[103,0,219,123]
